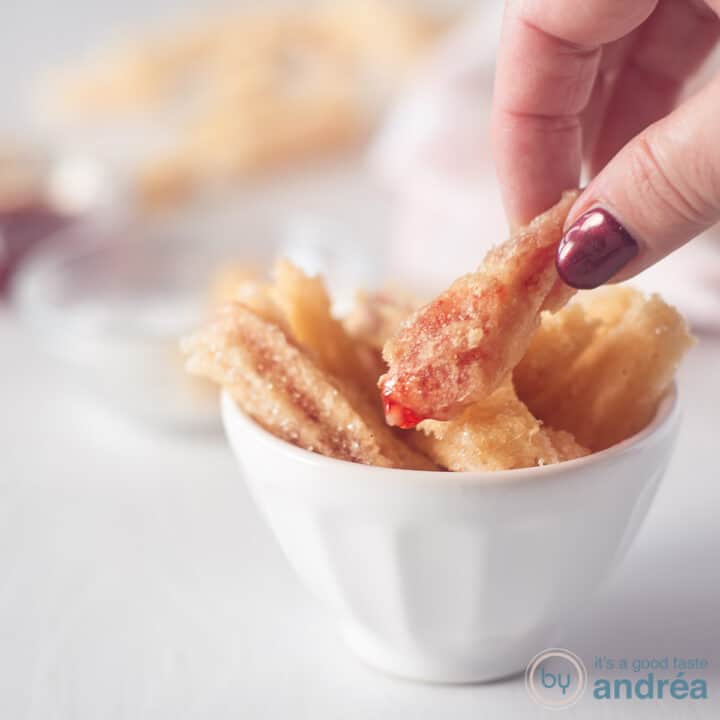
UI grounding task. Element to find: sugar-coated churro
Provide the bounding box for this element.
[379,190,579,427]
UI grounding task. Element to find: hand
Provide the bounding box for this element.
[491,0,720,288]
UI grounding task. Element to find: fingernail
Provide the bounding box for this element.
[556,207,639,289]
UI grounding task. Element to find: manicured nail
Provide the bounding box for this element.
[556,207,639,289]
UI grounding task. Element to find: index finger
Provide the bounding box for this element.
[491,0,658,225]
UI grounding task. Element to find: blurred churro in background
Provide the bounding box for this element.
[41,1,456,209]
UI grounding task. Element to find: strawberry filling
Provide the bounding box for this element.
[381,392,426,429]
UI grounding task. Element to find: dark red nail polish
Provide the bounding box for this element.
[556,207,639,289]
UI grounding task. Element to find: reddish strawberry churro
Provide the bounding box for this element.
[379,190,579,426]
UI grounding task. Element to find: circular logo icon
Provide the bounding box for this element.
[525,648,588,710]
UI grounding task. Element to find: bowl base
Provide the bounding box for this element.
[340,622,556,685]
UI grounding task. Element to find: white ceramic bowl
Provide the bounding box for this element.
[221,387,680,683]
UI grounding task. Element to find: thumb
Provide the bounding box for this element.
[556,75,720,289]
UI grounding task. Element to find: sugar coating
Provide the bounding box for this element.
[414,379,589,471]
[182,263,435,470]
[514,286,694,451]
[379,190,579,423]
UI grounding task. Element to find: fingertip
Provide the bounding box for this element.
[556,206,640,288]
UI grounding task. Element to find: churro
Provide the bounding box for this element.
[183,302,434,469]
[414,379,589,471]
[515,287,693,451]
[379,190,579,427]
[185,248,691,470]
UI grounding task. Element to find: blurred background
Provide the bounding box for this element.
[1,0,478,430]
[1,2,719,718]
[3,0,719,430]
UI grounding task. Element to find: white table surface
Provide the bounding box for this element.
[1,305,719,720]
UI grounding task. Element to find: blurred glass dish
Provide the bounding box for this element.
[12,214,265,431]
[11,188,386,431]
[0,141,116,293]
